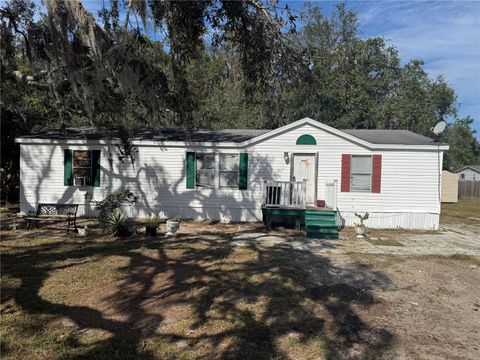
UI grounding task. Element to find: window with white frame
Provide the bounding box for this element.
[73,150,92,186]
[219,154,239,188]
[196,153,215,188]
[350,155,372,192]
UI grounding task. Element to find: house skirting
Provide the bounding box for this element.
[336,211,439,230]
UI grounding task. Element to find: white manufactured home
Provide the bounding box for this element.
[16,118,448,232]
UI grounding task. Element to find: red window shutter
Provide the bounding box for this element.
[341,154,351,192]
[372,155,382,193]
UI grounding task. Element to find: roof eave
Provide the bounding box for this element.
[456,165,480,173]
[239,118,449,150]
[14,137,242,148]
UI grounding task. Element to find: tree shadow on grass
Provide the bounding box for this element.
[1,225,395,359]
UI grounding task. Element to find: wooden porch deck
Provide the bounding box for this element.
[261,206,338,239]
[262,180,339,239]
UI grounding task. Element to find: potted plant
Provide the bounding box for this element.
[145,215,161,237]
[354,212,369,238]
[166,215,181,236]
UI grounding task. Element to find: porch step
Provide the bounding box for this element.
[305,220,337,227]
[306,227,338,234]
[304,209,338,240]
[305,215,336,222]
[306,232,338,240]
[305,210,336,216]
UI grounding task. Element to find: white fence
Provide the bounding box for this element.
[263,180,306,209]
[325,181,338,209]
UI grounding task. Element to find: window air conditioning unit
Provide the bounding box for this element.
[74,177,87,186]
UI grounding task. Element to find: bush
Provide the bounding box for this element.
[96,189,136,236]
[170,215,182,223]
[103,208,133,237]
[145,215,162,227]
[95,189,136,220]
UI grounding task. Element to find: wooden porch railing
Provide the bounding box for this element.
[263,180,306,209]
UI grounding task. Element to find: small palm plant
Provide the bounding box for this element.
[103,208,133,237]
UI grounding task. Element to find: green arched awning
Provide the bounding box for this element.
[296,134,317,145]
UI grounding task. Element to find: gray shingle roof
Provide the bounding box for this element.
[18,127,270,143]
[18,126,438,145]
[342,129,437,145]
[456,165,480,173]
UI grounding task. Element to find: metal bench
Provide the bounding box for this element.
[26,204,79,233]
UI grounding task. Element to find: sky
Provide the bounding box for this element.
[33,0,480,136]
[286,0,480,136]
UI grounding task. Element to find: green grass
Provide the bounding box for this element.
[441,199,480,225]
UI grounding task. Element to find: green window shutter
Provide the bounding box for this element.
[64,149,73,186]
[92,150,101,187]
[186,152,196,189]
[239,153,248,190]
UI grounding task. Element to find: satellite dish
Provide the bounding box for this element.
[432,121,446,136]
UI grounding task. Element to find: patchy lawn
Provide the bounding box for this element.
[1,220,396,360]
[441,198,480,225]
[1,207,479,360]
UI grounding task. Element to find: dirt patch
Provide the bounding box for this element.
[349,253,480,360]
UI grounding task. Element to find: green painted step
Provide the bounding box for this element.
[305,220,337,227]
[305,215,336,221]
[305,210,336,216]
[306,232,338,240]
[305,227,338,234]
[306,227,337,233]
[305,209,338,239]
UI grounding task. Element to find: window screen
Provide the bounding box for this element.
[196,153,215,188]
[73,150,92,186]
[219,154,239,188]
[350,155,372,192]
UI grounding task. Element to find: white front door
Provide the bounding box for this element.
[293,154,317,204]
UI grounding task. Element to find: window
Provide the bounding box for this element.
[196,153,215,188]
[219,154,239,188]
[73,150,92,186]
[350,155,372,192]
[460,173,465,180]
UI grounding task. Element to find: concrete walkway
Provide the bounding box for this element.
[231,224,480,256]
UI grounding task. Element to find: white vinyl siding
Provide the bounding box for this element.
[18,121,443,229]
[457,168,479,181]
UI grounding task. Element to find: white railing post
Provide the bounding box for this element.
[333,180,338,209]
[325,180,338,209]
[302,180,307,209]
